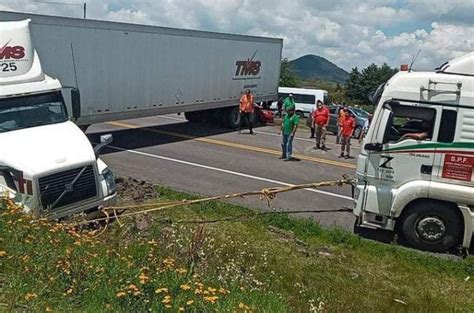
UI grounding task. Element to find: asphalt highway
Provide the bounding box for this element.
[87,114,360,230]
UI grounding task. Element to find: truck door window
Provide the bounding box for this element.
[438,110,457,143]
[385,104,436,142]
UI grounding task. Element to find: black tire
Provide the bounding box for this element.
[353,126,362,139]
[184,111,201,123]
[223,106,241,129]
[296,111,304,118]
[398,200,463,253]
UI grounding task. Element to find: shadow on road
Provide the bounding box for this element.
[88,120,258,154]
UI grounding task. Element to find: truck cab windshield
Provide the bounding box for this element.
[0,92,68,133]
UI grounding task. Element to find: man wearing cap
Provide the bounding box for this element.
[312,100,330,149]
[239,89,255,135]
[283,94,296,113]
[279,106,299,161]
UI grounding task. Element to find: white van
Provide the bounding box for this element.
[271,87,328,117]
[354,52,474,253]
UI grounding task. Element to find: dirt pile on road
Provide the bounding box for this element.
[115,177,158,204]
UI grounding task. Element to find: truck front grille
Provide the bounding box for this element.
[38,165,97,210]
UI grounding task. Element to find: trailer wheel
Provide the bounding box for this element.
[399,200,463,253]
[184,111,201,123]
[223,106,241,129]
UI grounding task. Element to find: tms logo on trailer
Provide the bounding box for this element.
[0,40,26,60]
[234,51,262,79]
[0,19,33,76]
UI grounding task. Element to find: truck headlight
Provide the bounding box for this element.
[102,168,116,196]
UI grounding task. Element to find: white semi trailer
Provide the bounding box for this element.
[0,11,283,129]
[0,19,116,219]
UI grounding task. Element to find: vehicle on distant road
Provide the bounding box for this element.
[270,87,329,118]
[326,106,369,139]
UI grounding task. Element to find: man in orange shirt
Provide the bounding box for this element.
[340,111,356,159]
[239,89,255,135]
[336,103,348,144]
[312,100,330,149]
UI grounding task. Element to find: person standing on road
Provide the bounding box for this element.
[276,97,284,118]
[312,100,330,150]
[279,106,299,161]
[340,111,356,159]
[336,103,348,144]
[308,102,316,139]
[239,89,255,135]
[283,94,296,113]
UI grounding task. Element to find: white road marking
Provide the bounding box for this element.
[157,115,360,149]
[109,144,353,201]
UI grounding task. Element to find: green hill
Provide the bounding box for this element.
[290,55,349,84]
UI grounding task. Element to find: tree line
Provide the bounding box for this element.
[280,58,398,106]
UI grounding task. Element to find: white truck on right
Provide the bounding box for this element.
[354,52,474,253]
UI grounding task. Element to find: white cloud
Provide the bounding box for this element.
[0,0,472,72]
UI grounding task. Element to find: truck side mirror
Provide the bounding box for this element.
[364,143,383,152]
[94,134,113,159]
[71,88,81,120]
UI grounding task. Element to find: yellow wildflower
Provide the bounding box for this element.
[176,267,188,274]
[179,307,185,312]
[218,288,229,295]
[207,287,217,294]
[162,295,172,304]
[186,300,194,306]
[24,293,38,301]
[155,288,168,294]
[116,291,127,298]
[203,296,219,304]
[0,251,6,257]
[180,284,191,291]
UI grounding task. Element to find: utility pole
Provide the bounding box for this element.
[83,2,86,19]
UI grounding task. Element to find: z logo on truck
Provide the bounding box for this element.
[234,50,261,79]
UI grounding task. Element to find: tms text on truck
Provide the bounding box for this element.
[0,20,116,219]
[354,52,474,253]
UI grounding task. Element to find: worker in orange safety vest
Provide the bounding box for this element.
[239,89,255,135]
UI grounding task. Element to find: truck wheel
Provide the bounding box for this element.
[184,111,201,123]
[353,126,362,139]
[399,201,463,253]
[223,106,241,129]
[296,111,304,118]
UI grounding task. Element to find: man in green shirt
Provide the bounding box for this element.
[283,94,296,112]
[279,106,299,161]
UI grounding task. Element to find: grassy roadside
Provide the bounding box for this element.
[1,186,473,312]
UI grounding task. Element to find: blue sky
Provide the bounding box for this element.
[0,0,472,71]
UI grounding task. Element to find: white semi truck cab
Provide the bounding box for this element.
[0,20,116,219]
[354,52,474,253]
